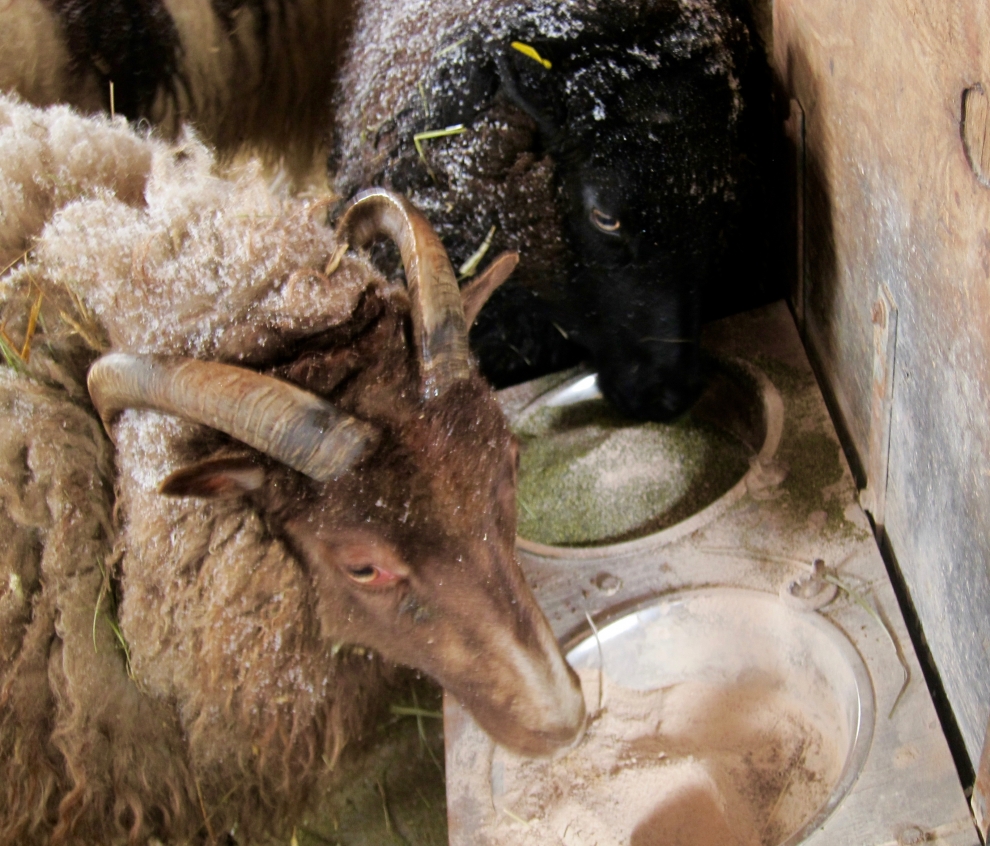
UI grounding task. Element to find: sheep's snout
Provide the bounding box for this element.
[563,261,705,422]
[443,609,587,757]
[496,647,587,757]
[598,352,705,423]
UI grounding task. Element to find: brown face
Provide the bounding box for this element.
[164,376,586,757]
[104,187,584,758]
[278,380,586,756]
[284,522,585,756]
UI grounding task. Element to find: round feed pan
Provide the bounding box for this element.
[566,588,875,845]
[512,359,783,559]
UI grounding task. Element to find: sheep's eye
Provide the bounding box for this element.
[345,563,400,587]
[590,208,621,233]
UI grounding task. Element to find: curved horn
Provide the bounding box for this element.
[88,353,379,483]
[337,187,471,397]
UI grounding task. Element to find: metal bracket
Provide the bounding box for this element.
[859,284,898,533]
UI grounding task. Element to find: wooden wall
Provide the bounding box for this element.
[773,0,990,771]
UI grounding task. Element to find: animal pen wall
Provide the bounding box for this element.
[769,0,990,805]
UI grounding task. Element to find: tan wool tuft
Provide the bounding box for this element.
[0,94,395,844]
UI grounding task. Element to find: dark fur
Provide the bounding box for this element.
[45,0,182,116]
[333,0,782,420]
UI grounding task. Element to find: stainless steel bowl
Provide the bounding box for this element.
[559,587,875,845]
[512,360,784,559]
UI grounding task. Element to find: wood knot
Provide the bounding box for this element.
[962,85,990,188]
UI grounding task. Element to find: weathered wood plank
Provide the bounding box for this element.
[774,0,990,770]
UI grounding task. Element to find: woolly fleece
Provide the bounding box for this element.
[0,94,402,845]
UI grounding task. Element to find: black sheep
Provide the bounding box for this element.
[332,0,781,420]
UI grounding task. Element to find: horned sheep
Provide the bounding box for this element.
[0,95,584,845]
[1,0,780,423]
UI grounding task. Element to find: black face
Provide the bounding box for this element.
[557,163,706,421]
[518,46,743,421]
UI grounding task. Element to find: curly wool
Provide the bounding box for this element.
[0,368,197,845]
[0,94,404,844]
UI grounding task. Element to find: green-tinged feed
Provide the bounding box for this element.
[515,399,751,546]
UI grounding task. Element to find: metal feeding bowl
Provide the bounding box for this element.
[486,587,875,846]
[512,359,784,559]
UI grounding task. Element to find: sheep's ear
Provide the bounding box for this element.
[461,251,519,327]
[496,44,561,141]
[159,456,266,499]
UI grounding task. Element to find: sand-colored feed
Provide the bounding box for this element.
[487,670,841,846]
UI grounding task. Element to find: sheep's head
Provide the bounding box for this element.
[387,10,777,422]
[88,189,584,757]
[492,35,748,422]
